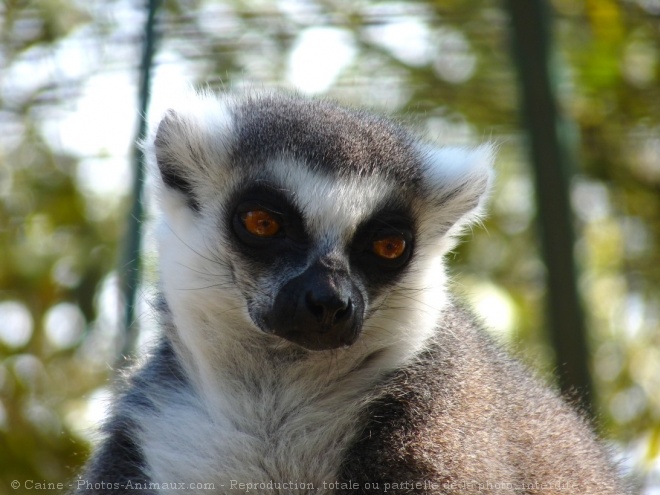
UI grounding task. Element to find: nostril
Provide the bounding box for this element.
[305,291,352,327]
[333,299,352,324]
[305,292,325,319]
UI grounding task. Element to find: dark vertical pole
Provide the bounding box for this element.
[119,0,161,360]
[506,0,593,413]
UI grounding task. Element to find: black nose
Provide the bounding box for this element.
[262,263,364,351]
[305,290,353,332]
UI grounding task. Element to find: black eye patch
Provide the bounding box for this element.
[349,210,415,279]
[228,185,309,258]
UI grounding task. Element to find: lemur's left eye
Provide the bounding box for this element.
[372,236,407,260]
[241,210,281,237]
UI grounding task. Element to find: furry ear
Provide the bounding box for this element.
[151,92,236,210]
[419,144,495,235]
[154,110,199,205]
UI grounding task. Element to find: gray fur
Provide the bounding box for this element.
[338,304,626,494]
[76,91,628,494]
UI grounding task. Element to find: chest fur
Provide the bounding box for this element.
[136,371,370,494]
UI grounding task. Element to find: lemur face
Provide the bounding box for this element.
[225,178,415,351]
[151,92,493,353]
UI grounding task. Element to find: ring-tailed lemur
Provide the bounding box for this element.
[77,91,628,494]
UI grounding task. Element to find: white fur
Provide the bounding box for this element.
[419,143,495,237]
[137,92,494,493]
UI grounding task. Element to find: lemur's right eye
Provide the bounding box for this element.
[241,209,281,237]
[231,187,308,251]
[372,235,407,260]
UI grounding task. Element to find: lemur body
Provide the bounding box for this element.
[78,92,628,494]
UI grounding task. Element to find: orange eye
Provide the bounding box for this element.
[241,210,281,237]
[372,236,407,260]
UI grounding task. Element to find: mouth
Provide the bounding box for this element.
[271,325,362,351]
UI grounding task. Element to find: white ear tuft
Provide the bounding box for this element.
[420,143,496,232]
[147,91,236,209]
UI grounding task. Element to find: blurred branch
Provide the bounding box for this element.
[119,0,162,362]
[506,0,593,413]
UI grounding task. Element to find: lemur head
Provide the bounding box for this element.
[150,91,493,358]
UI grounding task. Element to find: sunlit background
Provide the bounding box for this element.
[0,0,659,493]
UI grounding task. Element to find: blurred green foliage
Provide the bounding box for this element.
[0,0,658,493]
